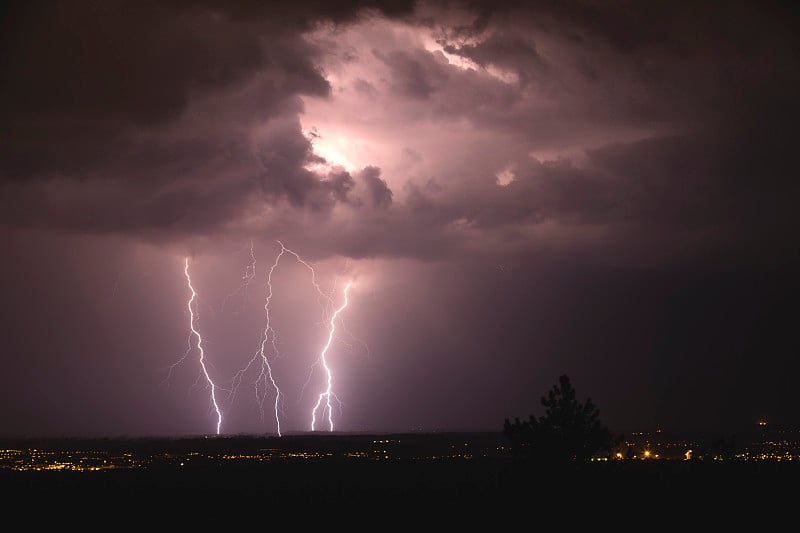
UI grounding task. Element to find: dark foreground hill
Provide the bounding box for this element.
[1,431,796,526]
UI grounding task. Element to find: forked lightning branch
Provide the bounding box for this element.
[167,241,355,436]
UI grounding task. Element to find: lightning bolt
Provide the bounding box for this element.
[220,239,257,313]
[230,240,336,436]
[269,242,354,432]
[229,240,359,435]
[167,241,361,436]
[228,243,286,437]
[167,258,224,435]
[311,281,351,432]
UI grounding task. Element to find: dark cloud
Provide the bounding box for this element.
[426,0,799,132]
[353,78,380,100]
[158,0,418,27]
[325,168,358,203]
[442,32,547,88]
[1,0,793,268]
[0,1,332,179]
[1,2,262,125]
[373,48,452,99]
[358,166,393,208]
[0,0,385,237]
[254,118,328,207]
[0,172,255,237]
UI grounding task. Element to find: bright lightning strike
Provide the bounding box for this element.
[229,243,286,437]
[229,240,358,435]
[181,257,224,435]
[169,241,361,436]
[311,281,351,432]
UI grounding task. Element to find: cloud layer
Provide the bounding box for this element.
[1,0,798,437]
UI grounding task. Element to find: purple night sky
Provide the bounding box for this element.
[1,0,798,438]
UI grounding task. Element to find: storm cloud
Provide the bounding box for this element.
[1,0,798,438]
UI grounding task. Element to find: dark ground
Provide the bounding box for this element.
[1,432,796,527]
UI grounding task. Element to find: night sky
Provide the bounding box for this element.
[1,0,798,439]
